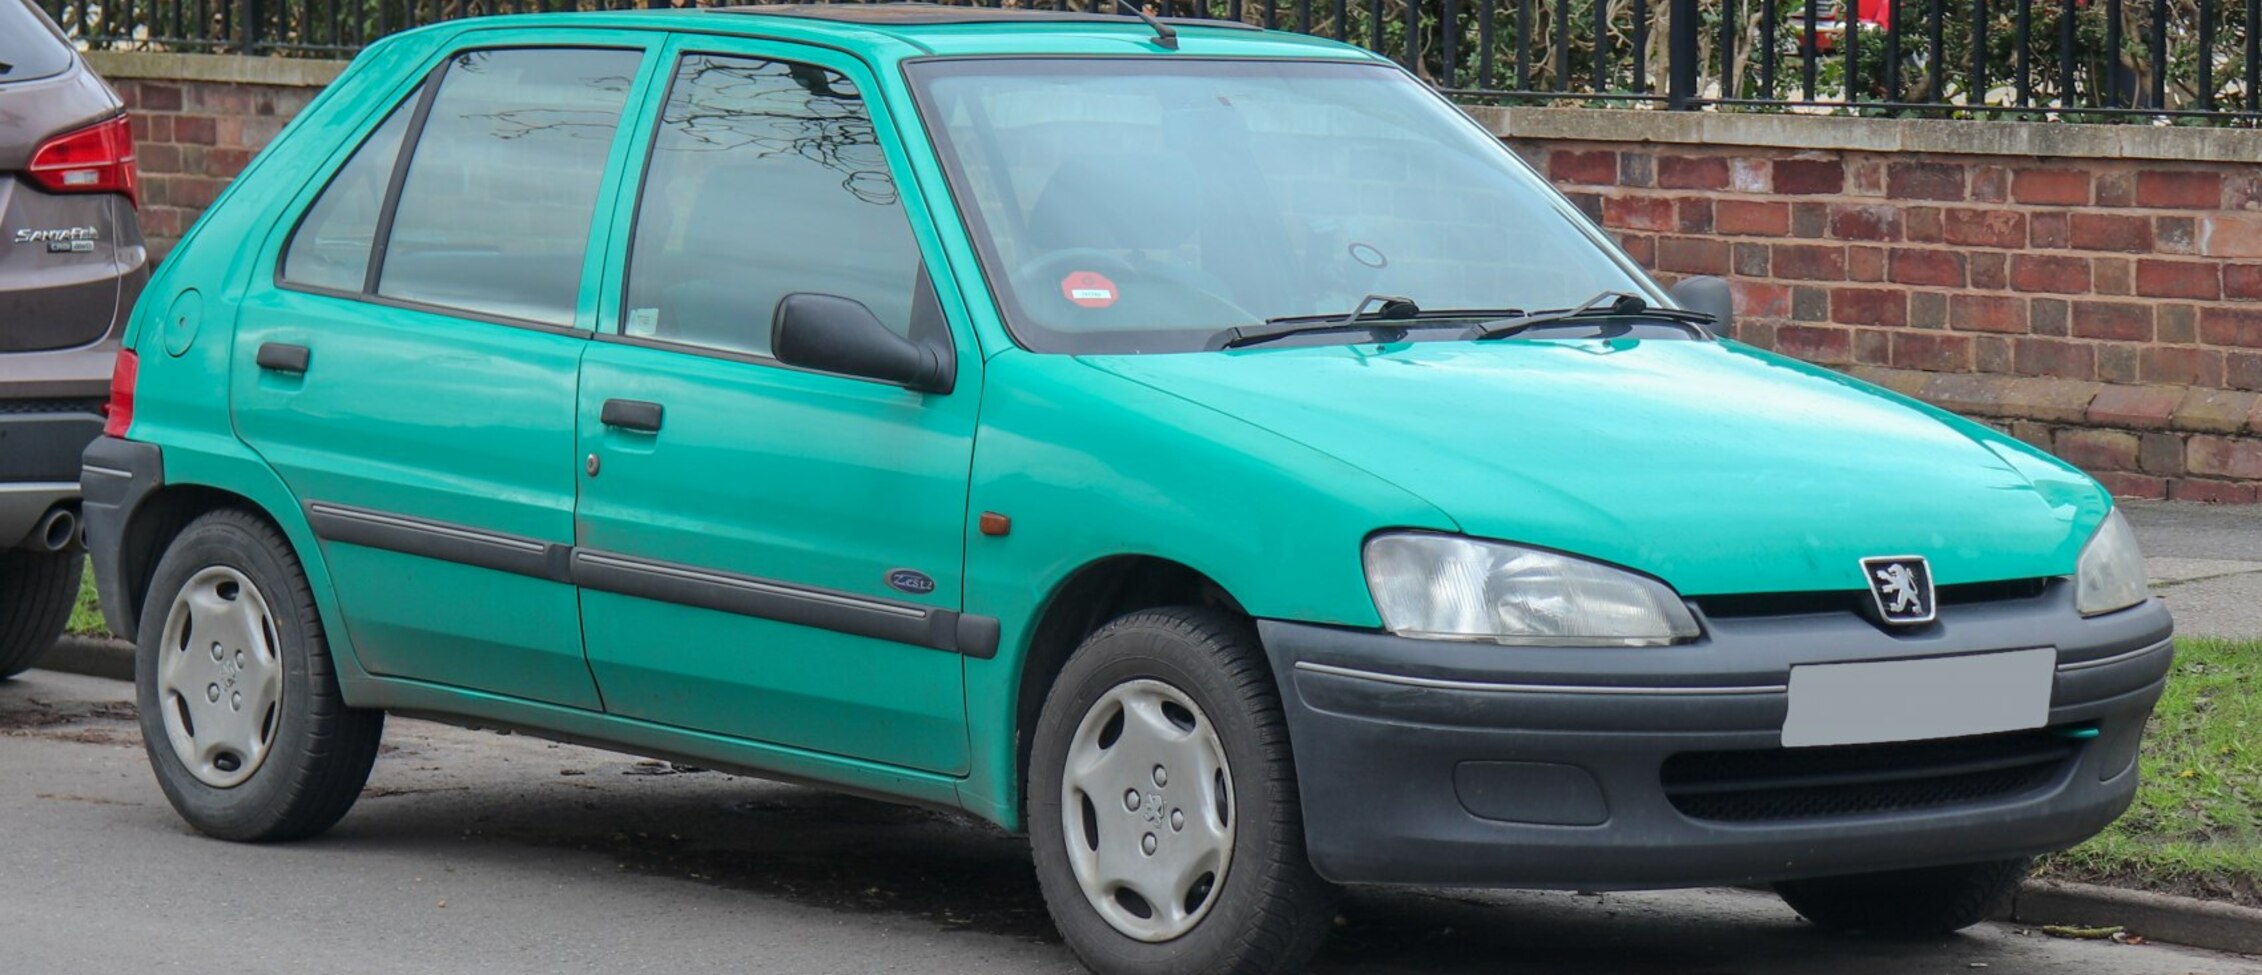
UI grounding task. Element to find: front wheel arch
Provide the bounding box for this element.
[1014,555,1250,819]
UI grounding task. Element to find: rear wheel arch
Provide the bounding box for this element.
[114,484,283,637]
[1013,555,1252,814]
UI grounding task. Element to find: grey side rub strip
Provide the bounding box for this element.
[306,502,572,582]
[304,501,999,659]
[1295,661,1790,696]
[1302,639,2171,696]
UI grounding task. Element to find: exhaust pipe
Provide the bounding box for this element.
[28,507,76,553]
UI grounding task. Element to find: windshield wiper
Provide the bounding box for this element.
[1467,291,1716,341]
[1210,294,1419,350]
[1210,295,1525,350]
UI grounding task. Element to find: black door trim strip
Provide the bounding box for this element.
[306,502,573,582]
[302,501,999,659]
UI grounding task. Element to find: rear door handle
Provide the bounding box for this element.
[256,342,310,375]
[600,398,664,433]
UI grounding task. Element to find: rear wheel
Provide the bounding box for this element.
[137,509,383,841]
[1029,607,1335,975]
[1776,857,2031,935]
[0,549,83,680]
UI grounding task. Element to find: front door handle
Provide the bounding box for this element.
[256,342,310,375]
[600,398,664,433]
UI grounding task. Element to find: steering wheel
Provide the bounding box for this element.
[1013,248,1257,327]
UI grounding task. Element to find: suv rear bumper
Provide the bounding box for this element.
[1258,585,2173,890]
[0,397,105,547]
[0,481,80,549]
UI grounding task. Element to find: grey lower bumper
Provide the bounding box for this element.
[1260,584,2173,890]
[80,436,163,639]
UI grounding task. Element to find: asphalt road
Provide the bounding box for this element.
[3,670,2254,975]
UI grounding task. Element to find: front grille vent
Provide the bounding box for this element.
[1692,577,2052,620]
[1661,730,2078,823]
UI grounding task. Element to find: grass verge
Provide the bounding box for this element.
[2037,637,2262,908]
[68,561,106,638]
[57,573,2262,904]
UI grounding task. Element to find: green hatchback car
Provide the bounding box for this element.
[84,6,2172,974]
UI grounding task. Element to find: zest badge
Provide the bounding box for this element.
[1059,271,1118,309]
[887,569,937,596]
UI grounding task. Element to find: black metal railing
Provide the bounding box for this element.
[36,0,2262,122]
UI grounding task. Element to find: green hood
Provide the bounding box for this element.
[1083,338,2108,597]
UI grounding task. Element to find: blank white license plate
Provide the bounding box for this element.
[1781,648,2055,748]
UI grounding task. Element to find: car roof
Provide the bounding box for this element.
[720,3,1259,29]
[414,3,1388,63]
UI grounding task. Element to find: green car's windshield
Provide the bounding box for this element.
[908,57,1653,354]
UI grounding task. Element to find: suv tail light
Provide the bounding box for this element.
[28,115,139,208]
[103,348,139,438]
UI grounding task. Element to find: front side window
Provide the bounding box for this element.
[378,48,642,326]
[281,91,418,293]
[909,58,1649,354]
[620,53,920,357]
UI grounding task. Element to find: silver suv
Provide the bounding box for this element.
[0,0,146,676]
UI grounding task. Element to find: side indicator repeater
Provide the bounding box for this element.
[979,511,1011,537]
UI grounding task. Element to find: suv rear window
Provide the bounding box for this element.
[0,2,75,84]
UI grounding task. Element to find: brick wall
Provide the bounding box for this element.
[85,55,2262,500]
[1480,108,2262,502]
[87,53,339,258]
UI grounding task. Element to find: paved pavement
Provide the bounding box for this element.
[2126,501,2262,639]
[3,670,2255,975]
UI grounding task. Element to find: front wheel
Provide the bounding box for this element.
[1775,857,2031,935]
[137,509,384,842]
[1029,607,1335,975]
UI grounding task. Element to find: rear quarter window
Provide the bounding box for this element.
[0,1,75,84]
[281,91,419,293]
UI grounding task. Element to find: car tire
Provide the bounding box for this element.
[1775,857,2032,936]
[136,508,383,842]
[0,548,84,680]
[1028,606,1335,975]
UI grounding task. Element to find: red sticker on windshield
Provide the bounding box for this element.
[1060,271,1118,309]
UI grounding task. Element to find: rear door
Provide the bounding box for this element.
[233,35,662,708]
[572,37,981,773]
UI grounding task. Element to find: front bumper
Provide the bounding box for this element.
[1259,583,2172,889]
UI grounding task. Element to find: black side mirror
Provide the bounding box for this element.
[772,293,952,394]
[1668,276,1735,338]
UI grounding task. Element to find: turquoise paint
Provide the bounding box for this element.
[117,10,2121,835]
[1082,338,2108,596]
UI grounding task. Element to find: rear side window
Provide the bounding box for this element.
[376,48,640,326]
[0,2,75,84]
[281,93,417,293]
[620,54,919,356]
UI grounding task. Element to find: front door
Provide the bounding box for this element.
[234,39,659,708]
[573,41,980,773]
